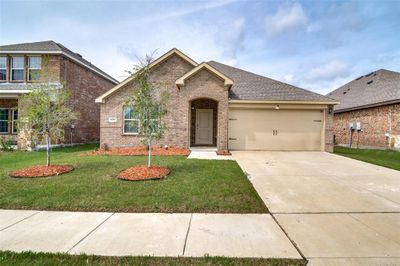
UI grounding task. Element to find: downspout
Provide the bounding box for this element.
[388,107,392,148]
[349,127,353,148]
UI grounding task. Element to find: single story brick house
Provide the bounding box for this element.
[96,48,338,152]
[327,69,400,150]
[0,41,118,149]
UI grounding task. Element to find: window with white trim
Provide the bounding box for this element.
[12,109,18,134]
[28,56,41,81]
[0,57,6,81]
[11,56,24,81]
[0,108,9,133]
[123,106,139,134]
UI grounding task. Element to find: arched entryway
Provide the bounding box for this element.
[190,98,218,147]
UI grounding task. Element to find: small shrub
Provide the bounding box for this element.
[0,139,14,152]
[101,143,110,151]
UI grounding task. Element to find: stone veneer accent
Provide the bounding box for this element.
[333,103,400,149]
[99,54,229,151]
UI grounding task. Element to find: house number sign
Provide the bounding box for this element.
[108,117,117,123]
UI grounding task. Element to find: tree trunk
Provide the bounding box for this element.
[148,138,152,167]
[46,134,51,166]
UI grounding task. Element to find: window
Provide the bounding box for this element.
[11,56,24,81]
[28,56,41,81]
[12,109,18,134]
[123,106,139,134]
[0,109,9,133]
[0,57,6,81]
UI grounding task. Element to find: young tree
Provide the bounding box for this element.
[126,53,168,167]
[18,83,78,166]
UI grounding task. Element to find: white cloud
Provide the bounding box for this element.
[215,18,246,64]
[306,22,322,33]
[134,0,238,24]
[301,76,353,95]
[283,74,294,83]
[265,3,308,36]
[306,60,350,81]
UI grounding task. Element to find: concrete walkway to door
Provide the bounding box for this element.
[233,151,400,265]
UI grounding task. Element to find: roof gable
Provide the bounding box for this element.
[96,48,198,103]
[0,40,118,84]
[176,62,233,87]
[149,48,197,69]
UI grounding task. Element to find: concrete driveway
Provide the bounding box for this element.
[233,151,400,265]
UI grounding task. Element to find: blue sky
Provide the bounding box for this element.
[1,0,399,94]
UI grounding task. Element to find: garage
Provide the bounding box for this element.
[228,108,324,151]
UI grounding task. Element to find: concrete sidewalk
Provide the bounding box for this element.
[0,209,301,258]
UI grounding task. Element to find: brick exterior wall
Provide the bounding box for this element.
[1,54,116,149]
[332,103,400,149]
[60,57,115,144]
[0,99,17,108]
[99,54,229,151]
[181,69,229,150]
[325,105,334,152]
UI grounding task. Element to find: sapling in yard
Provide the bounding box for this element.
[125,53,168,167]
[18,83,78,166]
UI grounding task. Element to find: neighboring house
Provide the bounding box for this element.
[96,48,337,152]
[327,69,400,150]
[0,41,118,149]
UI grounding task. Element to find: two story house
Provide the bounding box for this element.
[0,41,118,149]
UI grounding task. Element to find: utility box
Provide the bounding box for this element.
[349,122,356,130]
[356,122,362,131]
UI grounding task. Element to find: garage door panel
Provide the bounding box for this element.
[229,109,323,151]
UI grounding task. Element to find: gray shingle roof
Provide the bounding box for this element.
[0,40,118,84]
[327,69,400,112]
[208,61,336,102]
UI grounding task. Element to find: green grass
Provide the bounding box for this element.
[0,144,267,213]
[0,251,306,266]
[334,146,400,171]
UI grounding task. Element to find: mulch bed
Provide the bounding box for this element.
[9,165,74,178]
[117,165,170,181]
[81,146,190,156]
[216,150,232,156]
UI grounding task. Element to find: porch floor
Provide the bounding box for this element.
[188,147,233,160]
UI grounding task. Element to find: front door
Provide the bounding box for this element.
[195,109,213,145]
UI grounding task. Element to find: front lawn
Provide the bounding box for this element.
[334,146,400,171]
[0,144,267,213]
[0,251,306,266]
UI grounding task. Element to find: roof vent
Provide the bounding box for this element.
[367,80,373,84]
[365,72,374,77]
[343,91,347,94]
[355,76,363,80]
[75,53,83,58]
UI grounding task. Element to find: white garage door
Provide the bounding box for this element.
[228,108,324,151]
